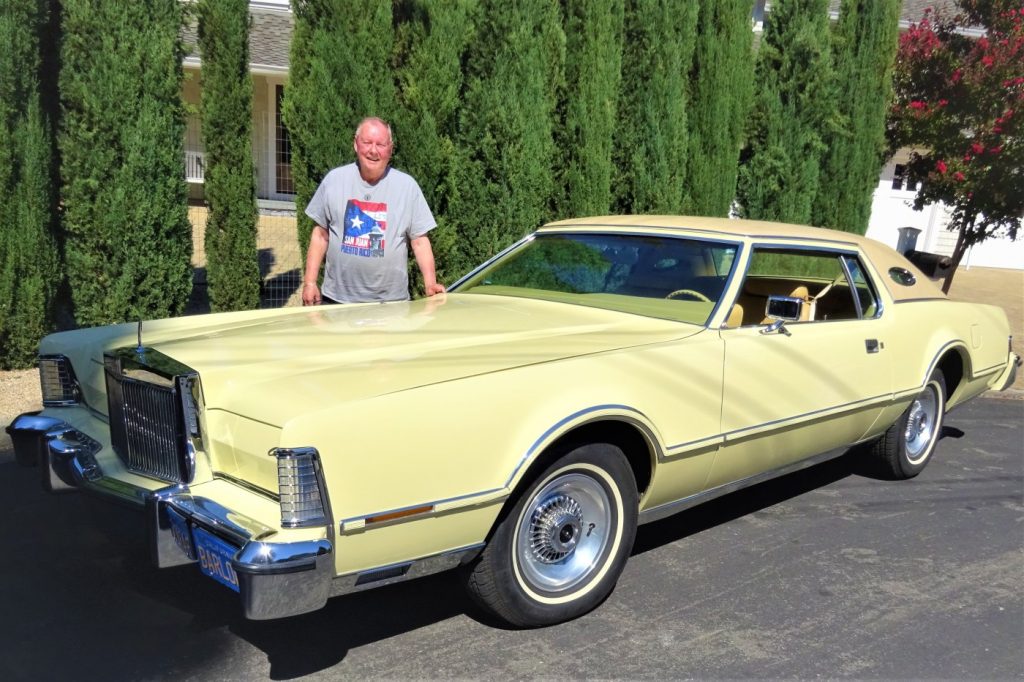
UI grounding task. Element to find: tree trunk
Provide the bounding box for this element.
[941,215,973,294]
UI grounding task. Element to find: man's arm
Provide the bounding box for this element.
[302,225,329,305]
[411,234,445,296]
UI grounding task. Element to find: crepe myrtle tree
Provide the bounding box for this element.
[887,1,1023,293]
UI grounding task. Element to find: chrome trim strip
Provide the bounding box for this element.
[341,391,899,531]
[449,234,536,290]
[165,494,276,546]
[892,297,947,304]
[639,446,849,525]
[213,472,279,501]
[537,224,862,249]
[506,404,652,487]
[838,256,863,319]
[664,434,723,456]
[340,488,506,533]
[330,543,485,596]
[971,362,1006,378]
[340,406,664,532]
[720,392,893,442]
[922,340,967,388]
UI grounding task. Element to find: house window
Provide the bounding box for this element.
[892,164,925,192]
[892,164,907,190]
[275,85,294,195]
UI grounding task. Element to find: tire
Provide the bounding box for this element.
[868,370,947,479]
[464,443,638,628]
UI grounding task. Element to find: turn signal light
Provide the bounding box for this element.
[39,355,80,406]
[272,447,330,528]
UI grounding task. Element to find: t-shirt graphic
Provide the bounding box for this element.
[342,199,387,258]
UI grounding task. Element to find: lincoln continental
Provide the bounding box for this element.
[8,216,1019,627]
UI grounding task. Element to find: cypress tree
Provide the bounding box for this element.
[284,0,396,257]
[812,0,900,234]
[736,0,836,225]
[0,1,59,368]
[555,0,624,219]
[446,0,565,273]
[612,0,697,214]
[684,0,756,217]
[198,0,260,311]
[60,0,192,327]
[391,0,477,286]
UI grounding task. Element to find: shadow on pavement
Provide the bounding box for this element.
[0,430,968,680]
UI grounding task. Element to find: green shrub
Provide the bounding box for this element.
[60,0,192,326]
[198,0,260,311]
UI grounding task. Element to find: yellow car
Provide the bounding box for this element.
[7,216,1019,627]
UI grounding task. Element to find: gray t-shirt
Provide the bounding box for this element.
[305,163,436,303]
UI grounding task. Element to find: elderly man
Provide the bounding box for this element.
[301,117,444,305]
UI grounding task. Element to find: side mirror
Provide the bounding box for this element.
[759,318,792,337]
[765,295,803,322]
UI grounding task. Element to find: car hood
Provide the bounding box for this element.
[141,293,699,426]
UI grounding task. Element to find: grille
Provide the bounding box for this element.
[105,370,186,483]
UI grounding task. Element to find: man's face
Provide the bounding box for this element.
[353,122,393,183]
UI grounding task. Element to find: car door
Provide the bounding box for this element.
[707,248,892,488]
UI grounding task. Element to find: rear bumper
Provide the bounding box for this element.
[6,412,334,620]
[993,351,1021,392]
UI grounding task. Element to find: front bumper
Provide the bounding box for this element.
[6,412,334,620]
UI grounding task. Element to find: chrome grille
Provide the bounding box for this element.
[105,359,188,483]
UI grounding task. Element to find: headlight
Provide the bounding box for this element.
[39,355,81,406]
[271,447,330,528]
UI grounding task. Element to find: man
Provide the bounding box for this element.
[302,117,445,305]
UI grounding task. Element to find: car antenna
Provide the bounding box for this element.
[136,319,144,355]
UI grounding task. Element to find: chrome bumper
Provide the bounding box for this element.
[995,352,1021,392]
[6,412,334,620]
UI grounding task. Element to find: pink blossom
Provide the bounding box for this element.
[935,160,948,174]
[982,55,995,67]
[990,145,1003,154]
[938,99,949,107]
[909,100,927,110]
[971,142,985,154]
[953,172,966,182]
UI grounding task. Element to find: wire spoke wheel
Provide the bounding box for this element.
[515,473,612,594]
[904,384,939,464]
[463,443,637,628]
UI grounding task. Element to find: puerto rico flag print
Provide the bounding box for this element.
[342,199,387,258]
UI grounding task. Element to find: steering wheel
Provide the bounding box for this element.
[665,288,711,302]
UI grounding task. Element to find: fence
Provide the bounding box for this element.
[188,205,304,313]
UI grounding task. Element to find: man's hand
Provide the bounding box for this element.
[302,282,322,305]
[425,282,446,296]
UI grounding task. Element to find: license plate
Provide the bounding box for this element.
[194,527,241,593]
[166,508,195,560]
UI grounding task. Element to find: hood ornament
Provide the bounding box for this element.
[136,319,145,355]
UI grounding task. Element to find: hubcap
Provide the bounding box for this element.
[905,385,939,464]
[516,472,612,593]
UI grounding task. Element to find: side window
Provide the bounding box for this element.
[733,248,867,326]
[842,255,880,318]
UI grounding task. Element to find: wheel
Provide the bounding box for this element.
[665,288,711,302]
[868,370,946,479]
[464,443,638,627]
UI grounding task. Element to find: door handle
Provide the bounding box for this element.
[865,339,881,354]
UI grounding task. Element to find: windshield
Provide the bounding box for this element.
[455,233,739,325]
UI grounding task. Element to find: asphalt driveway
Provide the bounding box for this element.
[0,396,1020,680]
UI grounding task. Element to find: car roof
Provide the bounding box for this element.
[544,215,864,242]
[541,215,946,303]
